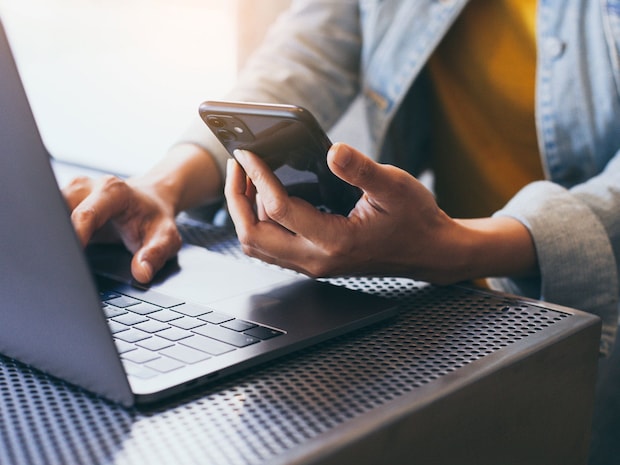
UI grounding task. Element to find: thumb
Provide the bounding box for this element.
[131,255,154,284]
[327,143,394,208]
[130,228,182,284]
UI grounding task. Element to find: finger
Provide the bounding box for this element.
[61,176,95,211]
[69,175,130,246]
[230,212,325,276]
[255,194,269,222]
[225,157,259,228]
[130,223,182,283]
[226,156,301,243]
[237,236,321,276]
[225,157,320,265]
[327,143,405,212]
[232,149,334,236]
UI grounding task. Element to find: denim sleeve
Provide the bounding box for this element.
[491,152,620,356]
[177,0,363,180]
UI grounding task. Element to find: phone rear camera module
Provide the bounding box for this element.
[207,116,225,128]
[217,129,237,142]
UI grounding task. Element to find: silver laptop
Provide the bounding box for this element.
[0,19,398,407]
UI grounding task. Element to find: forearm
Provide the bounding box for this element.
[133,143,223,216]
[453,217,538,282]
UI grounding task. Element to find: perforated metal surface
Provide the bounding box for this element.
[0,218,572,465]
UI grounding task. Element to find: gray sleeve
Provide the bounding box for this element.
[491,152,620,356]
[177,0,363,181]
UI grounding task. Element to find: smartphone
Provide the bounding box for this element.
[198,100,362,216]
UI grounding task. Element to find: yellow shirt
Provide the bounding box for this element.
[427,0,543,218]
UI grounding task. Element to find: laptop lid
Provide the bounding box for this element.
[0,18,134,406]
[0,18,398,407]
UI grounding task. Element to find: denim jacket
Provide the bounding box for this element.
[182,0,620,354]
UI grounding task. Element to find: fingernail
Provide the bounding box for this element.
[233,149,249,162]
[330,144,352,169]
[138,260,153,282]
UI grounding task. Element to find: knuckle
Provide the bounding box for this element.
[157,225,182,249]
[71,205,98,224]
[324,239,351,260]
[66,175,91,189]
[167,228,183,252]
[391,169,411,191]
[237,235,259,259]
[263,196,289,222]
[62,176,92,198]
[235,228,261,259]
[100,174,127,193]
[354,157,374,182]
[142,229,183,265]
[307,245,351,279]
[235,227,252,249]
[240,243,255,257]
[312,241,357,278]
[305,262,331,279]
[304,265,322,279]
[151,242,174,263]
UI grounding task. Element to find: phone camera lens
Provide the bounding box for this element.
[217,129,237,142]
[207,116,225,128]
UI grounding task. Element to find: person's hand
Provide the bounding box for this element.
[62,174,182,284]
[61,144,224,283]
[225,143,537,284]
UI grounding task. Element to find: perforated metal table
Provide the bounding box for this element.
[0,218,601,465]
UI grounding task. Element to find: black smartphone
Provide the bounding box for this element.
[198,100,362,216]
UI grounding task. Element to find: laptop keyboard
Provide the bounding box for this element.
[98,281,285,380]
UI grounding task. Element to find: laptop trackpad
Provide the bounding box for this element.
[86,243,303,305]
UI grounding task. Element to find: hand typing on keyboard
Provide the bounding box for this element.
[62,144,224,284]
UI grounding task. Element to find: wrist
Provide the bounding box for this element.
[451,216,539,283]
[132,143,224,216]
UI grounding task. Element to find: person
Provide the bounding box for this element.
[63,0,620,357]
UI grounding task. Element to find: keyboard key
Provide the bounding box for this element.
[105,295,142,308]
[116,285,184,308]
[157,327,193,342]
[134,320,171,334]
[149,309,184,322]
[221,319,257,332]
[146,357,185,373]
[172,303,212,317]
[137,336,174,351]
[122,360,159,379]
[170,316,206,330]
[160,345,211,364]
[180,334,236,356]
[121,348,160,364]
[198,312,234,325]
[193,325,259,347]
[108,320,130,334]
[100,290,121,301]
[129,302,162,315]
[115,328,151,343]
[113,313,149,326]
[103,305,127,318]
[244,326,285,340]
[114,339,137,354]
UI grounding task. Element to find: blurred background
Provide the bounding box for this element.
[0,0,290,176]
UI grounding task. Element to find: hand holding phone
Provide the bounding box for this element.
[199,100,362,215]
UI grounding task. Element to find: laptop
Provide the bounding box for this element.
[0,19,398,407]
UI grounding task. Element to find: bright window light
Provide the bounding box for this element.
[0,0,238,175]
